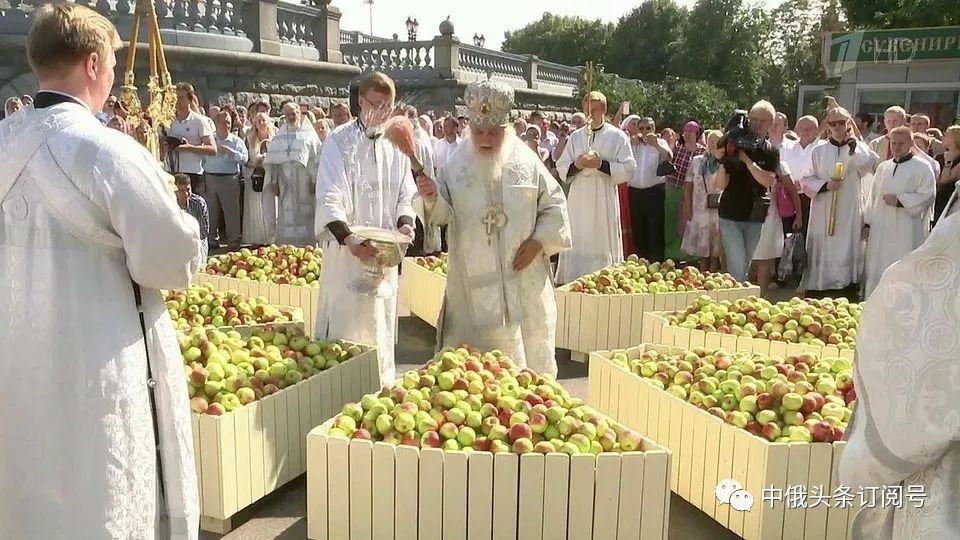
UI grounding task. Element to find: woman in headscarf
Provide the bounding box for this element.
[618,114,642,257]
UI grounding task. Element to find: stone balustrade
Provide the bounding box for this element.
[341,40,436,78]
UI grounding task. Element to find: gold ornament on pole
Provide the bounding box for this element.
[582,61,599,158]
[827,161,844,236]
[118,0,177,164]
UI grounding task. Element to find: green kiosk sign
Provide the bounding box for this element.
[827,26,960,66]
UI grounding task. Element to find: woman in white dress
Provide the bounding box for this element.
[681,130,723,271]
[242,112,277,246]
[752,159,801,292]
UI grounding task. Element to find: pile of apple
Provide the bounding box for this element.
[165,283,299,330]
[326,346,646,454]
[413,253,447,276]
[568,255,745,295]
[609,347,855,443]
[667,296,861,350]
[181,325,363,415]
[203,244,322,287]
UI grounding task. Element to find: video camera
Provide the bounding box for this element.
[720,109,764,164]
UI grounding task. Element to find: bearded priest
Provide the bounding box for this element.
[264,102,322,245]
[555,91,635,284]
[0,4,202,538]
[417,80,571,375]
[314,72,418,386]
[862,127,935,299]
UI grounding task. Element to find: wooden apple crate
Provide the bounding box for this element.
[588,344,861,540]
[192,343,380,533]
[641,311,856,361]
[400,257,446,328]
[194,273,321,336]
[212,309,304,334]
[555,284,761,362]
[306,422,672,540]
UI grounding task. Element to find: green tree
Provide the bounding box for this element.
[671,0,774,99]
[604,0,689,81]
[588,73,737,130]
[839,0,960,27]
[501,13,614,67]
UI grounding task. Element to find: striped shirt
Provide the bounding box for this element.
[183,194,209,240]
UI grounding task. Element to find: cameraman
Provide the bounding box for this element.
[715,101,779,282]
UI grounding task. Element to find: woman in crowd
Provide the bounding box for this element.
[752,159,802,293]
[681,130,724,271]
[668,121,706,261]
[433,118,444,139]
[933,125,960,226]
[913,133,941,176]
[514,117,529,137]
[524,125,550,162]
[660,127,678,151]
[242,112,277,247]
[312,107,330,143]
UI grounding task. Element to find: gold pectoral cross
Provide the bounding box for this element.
[482,206,508,245]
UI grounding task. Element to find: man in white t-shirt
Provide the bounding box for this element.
[164,82,216,192]
[432,116,462,173]
[781,115,825,236]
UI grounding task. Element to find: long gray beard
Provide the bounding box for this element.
[468,132,514,183]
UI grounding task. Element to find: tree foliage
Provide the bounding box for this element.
[604,0,688,81]
[501,13,613,67]
[840,0,960,28]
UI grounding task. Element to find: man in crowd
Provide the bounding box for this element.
[868,106,907,161]
[203,110,248,251]
[433,116,462,173]
[781,115,825,236]
[417,79,571,375]
[801,107,879,299]
[910,113,945,156]
[556,91,636,283]
[165,82,216,192]
[840,204,960,539]
[263,102,322,244]
[314,72,417,386]
[235,105,249,136]
[175,173,211,260]
[329,102,352,127]
[0,4,202,537]
[529,110,558,157]
[623,115,672,262]
[862,126,936,298]
[854,112,875,142]
[248,99,270,119]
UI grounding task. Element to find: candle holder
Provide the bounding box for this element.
[828,162,844,236]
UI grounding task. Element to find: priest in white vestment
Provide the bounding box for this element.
[840,208,960,540]
[418,80,571,375]
[264,102,322,245]
[314,72,417,385]
[0,5,201,538]
[800,107,879,298]
[862,127,936,299]
[556,91,636,283]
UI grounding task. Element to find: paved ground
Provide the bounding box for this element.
[200,294,758,540]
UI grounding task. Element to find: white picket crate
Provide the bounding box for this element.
[641,311,856,362]
[555,284,761,361]
[306,421,673,540]
[192,343,380,533]
[588,344,860,540]
[400,257,446,328]
[194,273,321,336]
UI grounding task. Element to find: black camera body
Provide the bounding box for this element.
[720,109,764,164]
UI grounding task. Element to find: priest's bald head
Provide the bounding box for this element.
[26,3,121,112]
[464,79,515,156]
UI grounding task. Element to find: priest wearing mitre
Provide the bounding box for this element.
[314,72,418,386]
[0,4,202,538]
[862,127,935,299]
[263,101,322,245]
[800,107,879,299]
[840,209,960,539]
[555,91,635,284]
[416,80,571,375]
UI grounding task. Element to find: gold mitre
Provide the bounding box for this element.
[465,79,514,128]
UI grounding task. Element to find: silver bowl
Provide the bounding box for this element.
[348,226,413,298]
